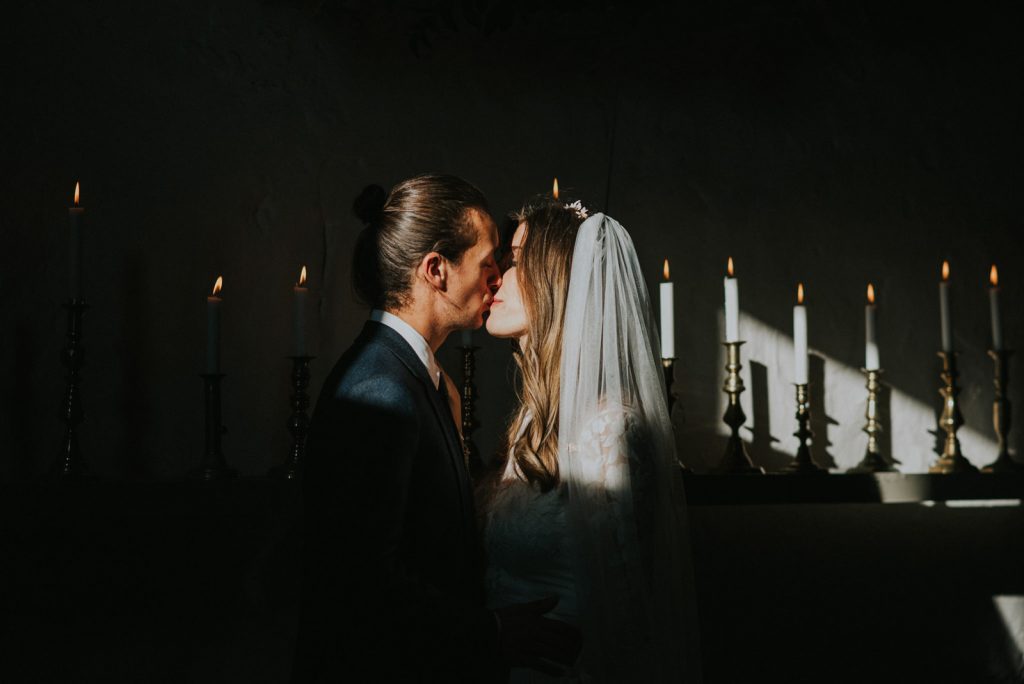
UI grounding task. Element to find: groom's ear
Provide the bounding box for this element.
[419,251,447,291]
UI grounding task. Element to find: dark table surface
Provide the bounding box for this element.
[2,476,1022,683]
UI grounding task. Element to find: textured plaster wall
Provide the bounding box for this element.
[2,1,1022,477]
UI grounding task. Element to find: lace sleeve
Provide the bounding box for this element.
[569,403,662,681]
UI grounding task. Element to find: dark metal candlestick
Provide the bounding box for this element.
[55,299,89,477]
[271,356,314,480]
[662,358,677,416]
[662,358,691,472]
[460,344,483,479]
[930,351,978,474]
[784,383,826,474]
[190,373,235,480]
[715,341,763,474]
[848,368,896,473]
[983,349,1021,473]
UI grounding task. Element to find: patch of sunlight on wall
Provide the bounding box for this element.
[715,311,997,472]
[993,596,1024,669]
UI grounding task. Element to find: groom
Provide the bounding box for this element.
[292,175,579,683]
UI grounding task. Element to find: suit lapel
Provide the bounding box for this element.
[368,323,472,517]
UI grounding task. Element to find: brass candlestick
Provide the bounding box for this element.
[848,368,897,473]
[982,349,1021,473]
[715,341,763,474]
[460,344,483,479]
[271,356,314,480]
[54,299,89,477]
[930,351,978,474]
[784,383,826,474]
[189,373,235,480]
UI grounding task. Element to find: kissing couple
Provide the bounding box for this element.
[292,175,702,683]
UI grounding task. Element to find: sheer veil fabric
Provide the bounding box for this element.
[559,213,702,682]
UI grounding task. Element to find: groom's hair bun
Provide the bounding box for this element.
[352,184,387,227]
[351,174,490,310]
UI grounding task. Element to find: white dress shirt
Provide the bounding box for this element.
[370,309,442,390]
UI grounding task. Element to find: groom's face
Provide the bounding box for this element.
[485,221,527,340]
[445,208,501,329]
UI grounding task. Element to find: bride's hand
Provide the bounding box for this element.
[493,596,582,675]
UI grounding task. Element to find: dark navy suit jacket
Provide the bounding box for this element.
[292,321,500,683]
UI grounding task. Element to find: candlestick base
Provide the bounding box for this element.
[189,373,235,481]
[929,352,978,474]
[848,369,898,474]
[784,383,827,474]
[982,349,1023,473]
[714,341,764,475]
[271,356,315,480]
[53,299,90,478]
[983,452,1024,473]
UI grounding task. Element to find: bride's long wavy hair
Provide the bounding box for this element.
[503,199,586,493]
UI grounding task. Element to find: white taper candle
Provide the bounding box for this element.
[793,283,808,384]
[660,259,675,358]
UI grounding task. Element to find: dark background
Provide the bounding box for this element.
[2,1,1023,682]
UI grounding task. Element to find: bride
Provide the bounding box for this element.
[483,198,703,683]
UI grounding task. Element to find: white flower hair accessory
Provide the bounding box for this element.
[564,200,589,219]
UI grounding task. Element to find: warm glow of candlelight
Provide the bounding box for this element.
[727,257,734,277]
[942,260,950,281]
[212,276,223,296]
[552,177,559,199]
[990,264,999,287]
[298,265,307,287]
[73,181,80,206]
[663,259,670,281]
[867,283,875,304]
[797,283,804,304]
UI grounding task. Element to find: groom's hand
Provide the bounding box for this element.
[493,596,582,676]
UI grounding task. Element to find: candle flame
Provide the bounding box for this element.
[797,282,804,304]
[298,265,307,287]
[663,259,670,281]
[867,283,875,304]
[990,264,998,287]
[73,181,80,206]
[727,256,734,277]
[212,276,223,296]
[942,260,950,281]
[552,177,559,200]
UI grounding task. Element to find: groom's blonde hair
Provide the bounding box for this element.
[504,200,585,493]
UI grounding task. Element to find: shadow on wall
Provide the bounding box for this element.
[808,353,838,469]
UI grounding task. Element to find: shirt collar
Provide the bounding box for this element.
[370,309,442,389]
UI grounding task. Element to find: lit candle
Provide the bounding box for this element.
[865,283,879,371]
[939,260,953,352]
[660,259,675,358]
[69,181,83,301]
[552,177,559,200]
[293,266,308,356]
[989,264,1003,350]
[793,283,808,384]
[207,276,223,374]
[724,257,739,342]
[461,329,473,347]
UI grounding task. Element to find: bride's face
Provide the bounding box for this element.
[485,221,528,339]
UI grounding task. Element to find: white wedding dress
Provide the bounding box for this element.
[484,213,702,683]
[486,407,652,683]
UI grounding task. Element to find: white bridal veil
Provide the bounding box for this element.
[559,213,702,683]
